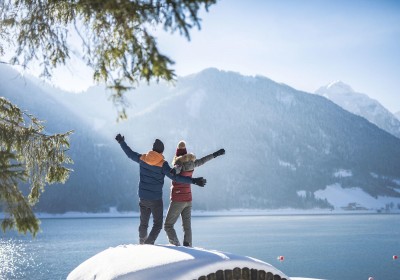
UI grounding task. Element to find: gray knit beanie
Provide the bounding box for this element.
[152,139,164,154]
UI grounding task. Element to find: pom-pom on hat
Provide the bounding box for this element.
[152,139,164,154]
[176,140,187,156]
[177,141,186,149]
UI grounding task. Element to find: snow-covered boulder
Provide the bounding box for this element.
[67,244,291,280]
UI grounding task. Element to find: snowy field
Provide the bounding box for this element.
[314,183,400,211]
[67,244,323,280]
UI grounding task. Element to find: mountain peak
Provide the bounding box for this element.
[316,80,355,96]
[315,79,400,139]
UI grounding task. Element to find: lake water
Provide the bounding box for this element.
[0,214,399,280]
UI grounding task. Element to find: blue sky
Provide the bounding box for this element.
[22,0,400,113]
[155,0,400,112]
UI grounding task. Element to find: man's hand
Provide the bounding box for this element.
[192,177,207,187]
[115,134,125,143]
[213,148,225,158]
[169,168,177,176]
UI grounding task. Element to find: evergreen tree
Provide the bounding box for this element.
[0,97,72,236]
[0,0,215,235]
[0,0,216,119]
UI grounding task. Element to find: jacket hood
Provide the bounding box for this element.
[141,151,165,167]
[173,153,196,166]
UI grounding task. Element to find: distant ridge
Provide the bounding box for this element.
[316,81,400,139]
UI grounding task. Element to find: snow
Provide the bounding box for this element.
[297,190,307,198]
[28,207,381,220]
[370,172,379,179]
[314,183,400,211]
[279,160,297,171]
[333,169,352,178]
[324,80,355,94]
[392,188,400,194]
[33,210,140,219]
[66,244,293,280]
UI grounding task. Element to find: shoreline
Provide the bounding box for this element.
[28,208,400,219]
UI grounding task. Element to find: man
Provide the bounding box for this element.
[115,134,206,245]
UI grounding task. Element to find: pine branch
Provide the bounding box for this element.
[0,97,73,236]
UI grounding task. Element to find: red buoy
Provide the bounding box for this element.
[277,256,284,261]
[368,277,374,280]
[393,255,398,260]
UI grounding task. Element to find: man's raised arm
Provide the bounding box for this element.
[115,134,141,163]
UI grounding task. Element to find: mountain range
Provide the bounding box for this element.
[1,66,400,212]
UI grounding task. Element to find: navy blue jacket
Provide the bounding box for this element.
[119,141,193,200]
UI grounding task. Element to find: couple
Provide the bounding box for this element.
[116,134,225,246]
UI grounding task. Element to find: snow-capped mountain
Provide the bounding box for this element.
[315,81,400,139]
[2,66,400,212]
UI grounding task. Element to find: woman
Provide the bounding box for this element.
[163,141,225,247]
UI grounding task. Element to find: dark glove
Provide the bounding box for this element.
[192,177,207,187]
[115,134,125,143]
[169,168,177,176]
[213,148,225,158]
